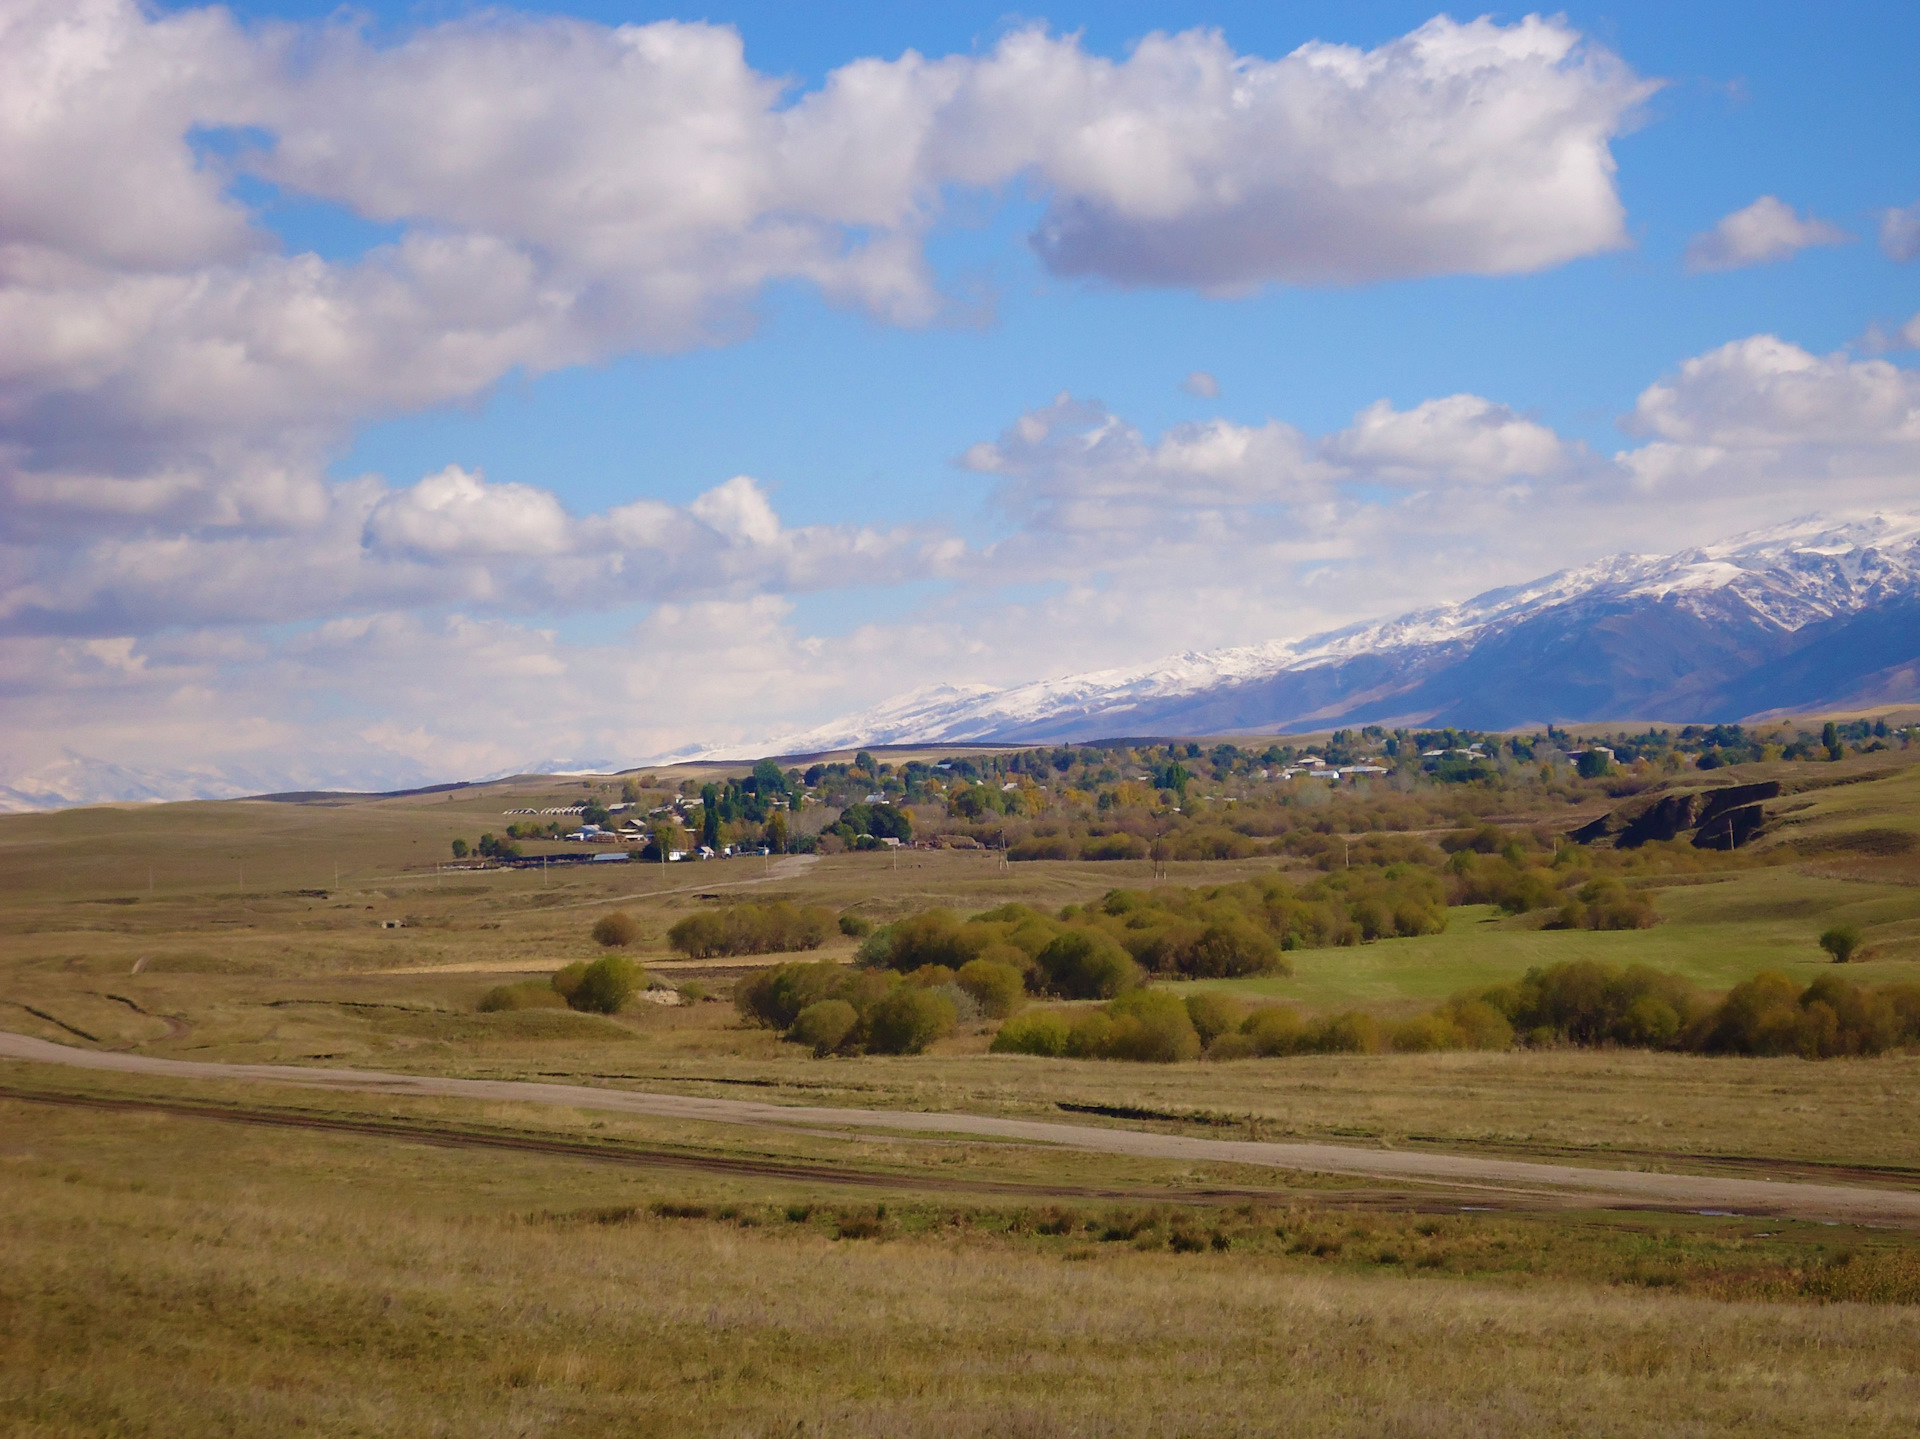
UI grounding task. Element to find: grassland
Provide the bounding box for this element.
[7,751,1920,1433]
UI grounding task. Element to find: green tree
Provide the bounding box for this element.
[865,986,956,1054]
[790,999,859,1056]
[1823,722,1844,762]
[571,955,642,1013]
[700,783,721,850]
[1034,929,1139,999]
[1820,923,1863,964]
[449,839,468,858]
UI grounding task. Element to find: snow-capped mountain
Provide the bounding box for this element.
[737,512,1920,754]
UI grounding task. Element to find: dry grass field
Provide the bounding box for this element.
[6,752,1920,1434]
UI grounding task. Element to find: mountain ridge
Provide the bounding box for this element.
[719,511,1920,756]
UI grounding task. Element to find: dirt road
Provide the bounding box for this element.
[6,1029,1918,1226]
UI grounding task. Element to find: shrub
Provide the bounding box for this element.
[865,987,957,1055]
[1820,923,1864,964]
[1184,992,1249,1047]
[1035,929,1140,999]
[477,980,566,1012]
[791,999,859,1056]
[879,909,983,971]
[1099,990,1201,1063]
[1555,877,1657,931]
[956,958,1026,1018]
[1313,1011,1384,1054]
[991,1010,1072,1057]
[668,901,833,958]
[1239,1004,1305,1056]
[570,956,642,1014]
[839,912,873,938]
[734,961,850,1029]
[590,910,641,948]
[550,962,589,1005]
[1484,960,1702,1048]
[1705,970,1904,1058]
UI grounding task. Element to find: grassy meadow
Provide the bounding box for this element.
[6,744,1920,1433]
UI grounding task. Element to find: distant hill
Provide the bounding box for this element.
[753,512,1920,751]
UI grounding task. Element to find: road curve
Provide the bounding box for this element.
[5,1030,1917,1226]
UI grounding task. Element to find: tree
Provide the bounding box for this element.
[582,800,610,828]
[751,758,789,799]
[790,999,858,1056]
[865,986,956,1054]
[450,839,468,858]
[571,955,642,1013]
[591,911,640,948]
[1823,722,1844,762]
[1576,748,1613,779]
[1820,923,1863,964]
[621,779,641,803]
[700,783,721,850]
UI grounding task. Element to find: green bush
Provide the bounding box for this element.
[878,909,983,971]
[791,999,859,1056]
[1483,960,1702,1047]
[991,1010,1072,1057]
[569,955,642,1014]
[477,980,566,1012]
[550,962,589,1005]
[669,901,833,958]
[1034,929,1140,999]
[734,960,861,1029]
[1099,990,1201,1063]
[956,958,1026,1018]
[1820,923,1863,964]
[865,987,957,1055]
[1239,1004,1305,1056]
[838,912,874,938]
[590,910,641,948]
[1184,992,1248,1047]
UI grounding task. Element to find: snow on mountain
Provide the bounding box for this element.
[719,511,1920,756]
[9,513,1916,804]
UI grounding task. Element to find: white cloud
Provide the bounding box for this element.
[6,325,1919,799]
[1181,371,1220,399]
[365,465,572,558]
[1683,195,1851,272]
[1880,202,1920,263]
[0,2,1652,540]
[1322,395,1570,484]
[1616,337,1920,508]
[1017,17,1652,289]
[0,469,941,635]
[1858,312,1920,354]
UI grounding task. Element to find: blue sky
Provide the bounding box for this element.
[1,0,1916,800]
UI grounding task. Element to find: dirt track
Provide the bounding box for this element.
[7,1030,1920,1226]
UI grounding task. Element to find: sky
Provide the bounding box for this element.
[1,0,1917,803]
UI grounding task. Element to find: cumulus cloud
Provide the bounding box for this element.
[0,1,1652,537]
[0,468,941,636]
[1019,17,1652,289]
[7,322,1919,799]
[1880,202,1920,264]
[1322,396,1569,484]
[1684,195,1852,272]
[1617,336,1920,498]
[1181,371,1221,399]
